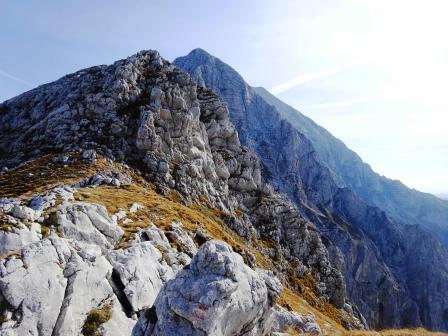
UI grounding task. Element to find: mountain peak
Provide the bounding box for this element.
[177,48,220,64]
[173,48,220,64]
[188,47,213,57]
[174,48,248,96]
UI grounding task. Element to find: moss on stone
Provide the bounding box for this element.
[82,304,112,336]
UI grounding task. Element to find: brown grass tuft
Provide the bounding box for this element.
[81,304,112,336]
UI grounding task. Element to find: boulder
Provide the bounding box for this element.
[133,241,282,336]
[107,242,175,312]
[11,205,40,222]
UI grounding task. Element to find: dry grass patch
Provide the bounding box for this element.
[82,304,112,336]
[75,184,266,267]
[0,213,14,232]
[279,287,346,335]
[0,153,131,198]
[40,225,50,238]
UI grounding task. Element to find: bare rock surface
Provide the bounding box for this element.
[133,241,282,336]
[107,241,175,312]
[55,202,124,250]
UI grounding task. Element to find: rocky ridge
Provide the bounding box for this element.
[174,48,448,331]
[0,50,364,335]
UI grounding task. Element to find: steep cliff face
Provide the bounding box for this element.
[174,48,448,331]
[0,50,362,335]
[253,89,448,246]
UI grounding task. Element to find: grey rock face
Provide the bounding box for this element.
[107,241,176,312]
[174,48,448,331]
[56,202,124,251]
[133,241,282,336]
[0,236,127,336]
[0,237,71,335]
[0,221,41,255]
[0,198,204,335]
[332,189,448,330]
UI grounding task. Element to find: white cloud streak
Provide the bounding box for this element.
[0,69,35,88]
[299,91,390,110]
[270,61,366,95]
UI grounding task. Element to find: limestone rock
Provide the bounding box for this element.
[55,202,124,250]
[271,306,321,334]
[0,221,41,255]
[11,205,40,222]
[0,238,70,335]
[134,241,282,336]
[107,241,175,312]
[164,222,197,257]
[28,185,75,212]
[81,149,97,164]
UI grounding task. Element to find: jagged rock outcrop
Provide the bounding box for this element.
[0,50,361,334]
[56,202,124,251]
[0,234,132,336]
[174,48,448,331]
[0,50,348,309]
[0,52,350,306]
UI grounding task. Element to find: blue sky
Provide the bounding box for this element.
[1,0,447,194]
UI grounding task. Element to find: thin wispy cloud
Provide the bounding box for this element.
[0,69,35,88]
[299,91,389,110]
[270,61,366,95]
